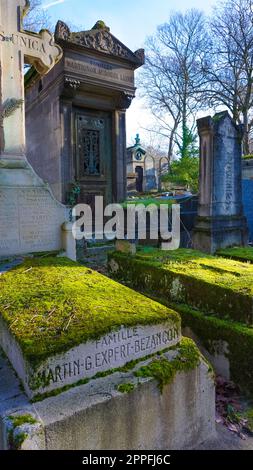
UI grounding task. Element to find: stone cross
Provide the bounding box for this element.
[0,0,62,160]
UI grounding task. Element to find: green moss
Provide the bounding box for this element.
[117,383,135,393]
[243,409,253,431]
[7,414,37,450]
[8,414,37,427]
[212,112,227,122]
[121,198,175,209]
[149,297,253,394]
[0,256,179,365]
[217,247,253,264]
[134,337,200,392]
[108,248,253,324]
[32,378,89,401]
[92,20,109,30]
[12,431,28,449]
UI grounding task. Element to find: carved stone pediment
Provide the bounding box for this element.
[55,21,145,67]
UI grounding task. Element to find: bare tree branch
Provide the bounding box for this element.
[138,9,210,158]
[23,0,52,32]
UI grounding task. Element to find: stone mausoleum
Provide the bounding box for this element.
[25,20,144,206]
[127,135,169,193]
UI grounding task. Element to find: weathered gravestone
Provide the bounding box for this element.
[0,0,68,257]
[193,111,248,253]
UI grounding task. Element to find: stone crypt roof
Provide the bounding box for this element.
[127,134,147,154]
[54,20,145,68]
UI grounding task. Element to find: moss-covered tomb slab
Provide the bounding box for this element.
[216,247,253,264]
[0,257,181,398]
[108,247,253,325]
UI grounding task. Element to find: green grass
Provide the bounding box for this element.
[0,256,179,364]
[121,198,175,209]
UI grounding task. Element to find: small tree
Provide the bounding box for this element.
[161,156,199,193]
[162,125,199,192]
[176,125,199,159]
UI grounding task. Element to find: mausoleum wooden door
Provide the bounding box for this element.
[75,110,112,207]
[136,166,143,193]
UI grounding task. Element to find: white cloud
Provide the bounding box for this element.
[43,0,66,9]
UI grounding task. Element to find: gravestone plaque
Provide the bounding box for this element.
[0,316,181,398]
[193,111,248,253]
[0,187,66,256]
[0,1,68,258]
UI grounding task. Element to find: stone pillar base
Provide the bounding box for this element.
[192,215,248,254]
[62,221,77,261]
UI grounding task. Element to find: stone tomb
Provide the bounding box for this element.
[0,316,180,398]
[193,111,248,253]
[0,1,69,258]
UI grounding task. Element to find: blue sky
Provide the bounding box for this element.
[42,0,216,146]
[42,0,214,51]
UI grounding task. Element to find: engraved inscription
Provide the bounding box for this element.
[0,187,66,256]
[31,324,181,391]
[65,57,134,85]
[9,33,47,54]
[224,161,233,212]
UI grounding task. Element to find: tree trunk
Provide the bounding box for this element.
[181,95,188,158]
[243,110,250,155]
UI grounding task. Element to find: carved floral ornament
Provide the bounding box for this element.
[55,20,145,66]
